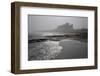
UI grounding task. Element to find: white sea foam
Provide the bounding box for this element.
[28,40,62,60]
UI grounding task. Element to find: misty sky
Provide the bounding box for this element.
[28,15,88,34]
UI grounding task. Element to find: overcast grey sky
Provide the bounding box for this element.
[28,15,88,34]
